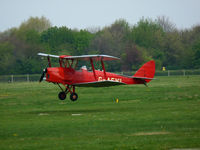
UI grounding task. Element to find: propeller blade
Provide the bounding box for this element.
[39,68,47,82]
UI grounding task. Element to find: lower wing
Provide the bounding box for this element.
[73,81,125,87]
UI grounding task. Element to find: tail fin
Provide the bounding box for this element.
[133,60,155,84]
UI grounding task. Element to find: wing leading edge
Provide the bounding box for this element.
[38,53,120,61]
[64,55,119,61]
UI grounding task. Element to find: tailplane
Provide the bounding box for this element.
[133,60,155,84]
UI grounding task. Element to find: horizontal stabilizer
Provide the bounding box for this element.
[132,76,155,80]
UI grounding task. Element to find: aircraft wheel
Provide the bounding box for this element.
[70,93,78,101]
[58,92,66,100]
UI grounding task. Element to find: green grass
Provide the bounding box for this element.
[0,76,200,150]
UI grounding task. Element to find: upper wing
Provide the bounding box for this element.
[38,53,120,61]
[64,55,120,61]
[73,80,125,87]
[38,53,59,58]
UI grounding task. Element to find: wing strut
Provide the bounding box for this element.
[101,58,107,79]
[47,56,51,67]
[90,58,97,80]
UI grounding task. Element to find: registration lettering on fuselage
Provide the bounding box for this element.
[98,76,122,82]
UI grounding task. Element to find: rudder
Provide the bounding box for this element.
[133,60,155,83]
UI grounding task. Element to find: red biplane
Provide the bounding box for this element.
[38,53,155,101]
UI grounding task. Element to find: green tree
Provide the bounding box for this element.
[192,41,200,68]
[121,43,144,71]
[156,16,176,32]
[90,19,130,56]
[162,31,185,69]
[0,42,15,75]
[131,18,164,49]
[19,16,51,33]
[179,25,200,69]
[41,26,75,54]
[73,30,94,55]
[130,18,166,69]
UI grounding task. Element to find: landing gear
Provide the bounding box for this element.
[57,84,78,101]
[58,92,66,100]
[70,93,78,101]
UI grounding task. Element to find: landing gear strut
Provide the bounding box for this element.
[57,84,78,101]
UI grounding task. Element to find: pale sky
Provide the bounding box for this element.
[0,0,200,32]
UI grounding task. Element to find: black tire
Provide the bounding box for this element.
[58,92,66,100]
[70,93,78,101]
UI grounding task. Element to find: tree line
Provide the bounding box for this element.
[0,16,200,75]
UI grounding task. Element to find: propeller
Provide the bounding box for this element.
[39,68,47,82]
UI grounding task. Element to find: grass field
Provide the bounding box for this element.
[0,76,200,150]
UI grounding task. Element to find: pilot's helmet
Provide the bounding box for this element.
[81,66,87,70]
